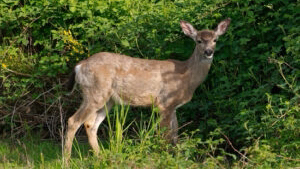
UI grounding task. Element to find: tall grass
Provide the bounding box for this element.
[104,103,132,154]
[4,104,294,168]
[91,104,203,168]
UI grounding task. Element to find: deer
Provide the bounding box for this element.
[64,18,231,160]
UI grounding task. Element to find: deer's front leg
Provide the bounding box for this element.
[160,109,178,144]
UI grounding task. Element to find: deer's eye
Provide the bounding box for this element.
[213,39,217,42]
[197,40,202,44]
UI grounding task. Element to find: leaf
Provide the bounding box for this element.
[70,6,76,12]
[239,38,250,45]
[121,40,130,47]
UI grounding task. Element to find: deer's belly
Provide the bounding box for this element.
[111,74,162,106]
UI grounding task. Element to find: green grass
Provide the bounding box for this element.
[0,134,204,168]
[0,138,64,168]
[0,107,203,169]
[1,106,299,169]
[1,130,300,168]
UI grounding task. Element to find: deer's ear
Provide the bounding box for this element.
[180,21,197,40]
[215,18,231,36]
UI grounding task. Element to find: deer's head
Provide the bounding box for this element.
[180,18,231,59]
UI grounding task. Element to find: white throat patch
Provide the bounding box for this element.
[206,54,214,59]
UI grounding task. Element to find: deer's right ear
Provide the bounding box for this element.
[180,21,197,40]
[215,18,231,36]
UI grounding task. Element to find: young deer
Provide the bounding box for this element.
[64,18,231,159]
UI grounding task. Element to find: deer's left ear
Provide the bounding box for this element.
[180,20,198,41]
[215,18,231,36]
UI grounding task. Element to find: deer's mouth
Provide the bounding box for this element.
[205,54,214,59]
[204,49,214,59]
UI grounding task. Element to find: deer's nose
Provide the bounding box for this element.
[204,49,213,56]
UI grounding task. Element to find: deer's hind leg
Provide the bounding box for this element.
[64,88,113,160]
[64,101,98,159]
[84,99,114,155]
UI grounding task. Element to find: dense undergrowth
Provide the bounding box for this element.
[1,0,299,168]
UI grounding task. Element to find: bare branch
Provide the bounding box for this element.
[221,132,254,164]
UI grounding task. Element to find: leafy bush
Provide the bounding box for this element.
[1,0,299,167]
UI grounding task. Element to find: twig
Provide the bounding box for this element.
[270,111,288,127]
[10,99,19,139]
[221,132,254,164]
[135,36,145,58]
[3,67,32,77]
[58,96,65,165]
[177,121,193,131]
[277,155,300,162]
[171,121,193,142]
[0,114,11,120]
[268,57,296,70]
[26,81,67,107]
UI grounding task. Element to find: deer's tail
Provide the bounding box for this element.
[67,68,76,92]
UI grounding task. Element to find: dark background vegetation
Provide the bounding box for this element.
[1,0,299,167]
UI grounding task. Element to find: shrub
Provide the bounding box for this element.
[0,0,299,167]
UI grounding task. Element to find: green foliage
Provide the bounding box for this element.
[1,0,300,167]
[0,109,222,168]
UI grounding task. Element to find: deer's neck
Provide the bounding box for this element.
[187,45,213,88]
